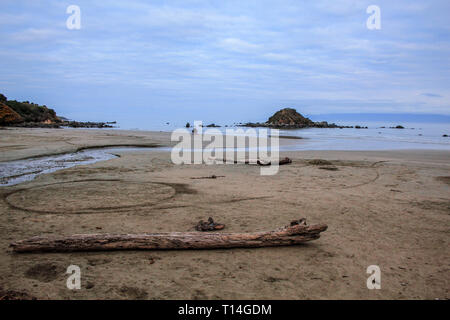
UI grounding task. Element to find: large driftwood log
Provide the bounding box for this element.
[10,219,327,253]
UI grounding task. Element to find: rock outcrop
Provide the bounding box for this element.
[1,94,60,125]
[268,108,314,127]
[0,93,115,128]
[242,107,353,129]
[0,102,24,125]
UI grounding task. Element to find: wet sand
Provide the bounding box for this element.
[0,128,449,299]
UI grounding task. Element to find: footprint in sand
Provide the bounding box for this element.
[24,263,63,283]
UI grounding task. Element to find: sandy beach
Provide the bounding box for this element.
[0,127,449,299]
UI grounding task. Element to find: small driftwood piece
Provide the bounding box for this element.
[257,157,292,166]
[319,166,338,171]
[10,219,327,253]
[195,217,225,231]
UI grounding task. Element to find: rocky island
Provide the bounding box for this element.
[0,94,115,129]
[241,107,355,129]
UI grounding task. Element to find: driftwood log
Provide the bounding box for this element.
[190,175,225,179]
[10,219,327,253]
[208,157,292,166]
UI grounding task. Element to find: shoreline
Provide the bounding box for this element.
[1,127,450,162]
[0,127,172,162]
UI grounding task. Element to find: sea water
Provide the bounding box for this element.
[276,122,450,151]
[114,121,450,151]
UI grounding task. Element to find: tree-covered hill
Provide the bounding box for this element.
[0,93,60,125]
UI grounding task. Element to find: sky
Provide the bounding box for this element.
[0,0,449,128]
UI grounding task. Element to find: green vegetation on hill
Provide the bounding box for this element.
[1,94,60,124]
[242,107,353,129]
[267,108,314,126]
[0,93,115,128]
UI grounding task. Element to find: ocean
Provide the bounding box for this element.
[277,122,450,151]
[114,121,450,151]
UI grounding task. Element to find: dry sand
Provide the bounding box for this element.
[0,127,449,299]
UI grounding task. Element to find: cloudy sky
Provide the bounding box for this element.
[1,0,449,127]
